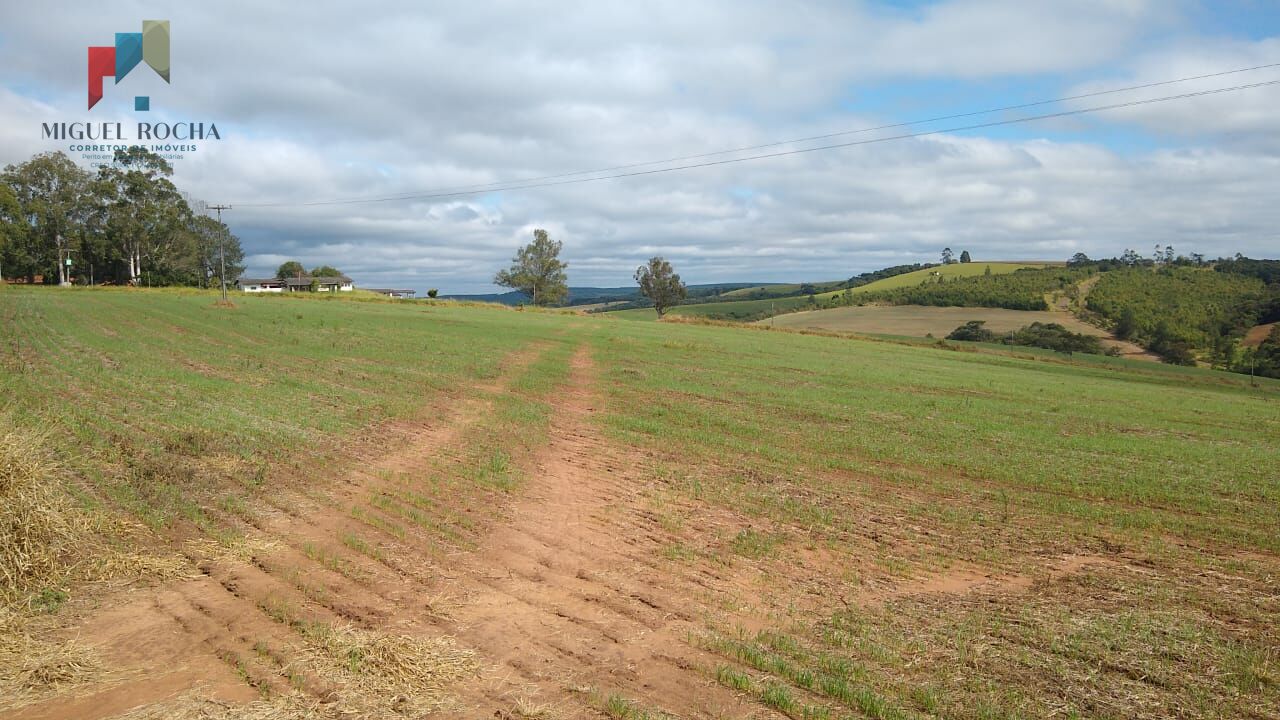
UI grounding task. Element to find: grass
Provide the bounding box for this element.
[586,305,1278,717]
[590,317,1280,550]
[2,285,1278,719]
[0,287,568,536]
[596,691,678,720]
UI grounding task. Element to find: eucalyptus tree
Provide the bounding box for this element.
[2,151,95,284]
[96,147,190,285]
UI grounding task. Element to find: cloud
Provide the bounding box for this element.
[1065,36,1280,149]
[0,1,1277,293]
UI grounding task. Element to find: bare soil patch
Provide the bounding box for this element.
[1244,321,1276,348]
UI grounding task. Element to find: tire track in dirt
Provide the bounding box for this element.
[438,345,759,719]
[3,344,552,720]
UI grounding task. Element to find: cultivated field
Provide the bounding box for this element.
[2,287,1278,720]
[760,304,1105,337]
[759,304,1154,359]
[607,263,1046,322]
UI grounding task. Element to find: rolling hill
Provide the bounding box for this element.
[604,262,1048,321]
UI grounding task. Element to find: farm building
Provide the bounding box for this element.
[237,275,354,293]
[366,288,416,298]
[236,277,285,292]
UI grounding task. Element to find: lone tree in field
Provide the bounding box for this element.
[959,250,972,263]
[276,260,304,279]
[494,228,568,306]
[941,247,955,264]
[634,256,687,318]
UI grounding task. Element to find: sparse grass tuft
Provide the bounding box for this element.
[339,531,384,562]
[715,665,751,692]
[729,528,782,559]
[760,681,796,712]
[598,691,676,720]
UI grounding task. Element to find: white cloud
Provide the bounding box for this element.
[0,1,1277,292]
[1065,37,1280,147]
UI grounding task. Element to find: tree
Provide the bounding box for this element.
[187,214,244,288]
[276,260,305,279]
[946,320,997,342]
[941,247,955,265]
[493,228,568,306]
[1067,252,1091,267]
[1120,248,1141,266]
[1247,325,1280,379]
[959,250,971,263]
[426,288,438,298]
[3,151,96,284]
[1114,306,1138,340]
[634,256,687,317]
[96,148,189,285]
[0,183,22,281]
[310,265,343,278]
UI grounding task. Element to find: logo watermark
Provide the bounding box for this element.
[39,20,223,165]
[88,20,169,111]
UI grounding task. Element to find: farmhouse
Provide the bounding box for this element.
[237,275,354,293]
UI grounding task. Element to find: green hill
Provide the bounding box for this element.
[1086,266,1270,364]
[606,262,1047,321]
[854,265,1094,311]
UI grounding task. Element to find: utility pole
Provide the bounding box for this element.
[209,205,232,302]
[57,237,75,287]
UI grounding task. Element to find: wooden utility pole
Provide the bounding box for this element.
[209,205,232,302]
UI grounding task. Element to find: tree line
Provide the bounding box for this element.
[855,266,1093,311]
[0,149,244,287]
[946,320,1114,355]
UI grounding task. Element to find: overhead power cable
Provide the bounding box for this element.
[235,71,1280,208]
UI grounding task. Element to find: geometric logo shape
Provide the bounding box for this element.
[142,21,170,82]
[87,20,170,110]
[115,33,143,81]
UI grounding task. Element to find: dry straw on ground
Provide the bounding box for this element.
[0,609,104,711]
[303,624,478,716]
[0,423,87,604]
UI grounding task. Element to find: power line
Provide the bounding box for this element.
[248,61,1280,206]
[235,75,1280,208]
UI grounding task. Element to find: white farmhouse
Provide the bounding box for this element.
[237,275,354,293]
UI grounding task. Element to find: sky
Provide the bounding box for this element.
[1,1,1278,294]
